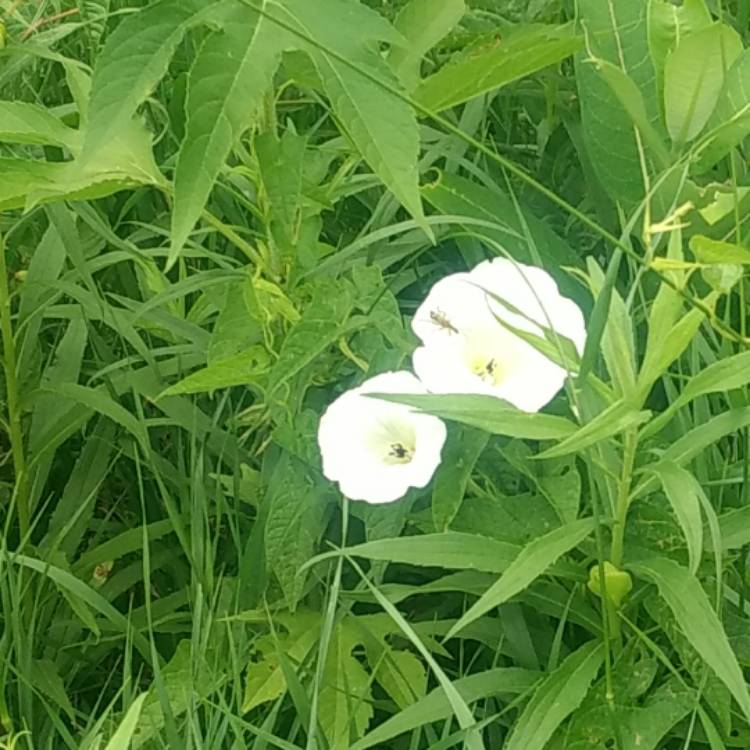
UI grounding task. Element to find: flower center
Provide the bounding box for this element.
[471,355,505,386]
[384,441,414,465]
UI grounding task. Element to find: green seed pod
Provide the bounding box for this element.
[587,561,633,608]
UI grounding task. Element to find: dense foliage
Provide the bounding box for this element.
[3,0,750,748]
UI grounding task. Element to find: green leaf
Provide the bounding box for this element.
[447,518,595,638]
[422,171,579,271]
[389,0,465,91]
[264,453,330,610]
[170,3,286,266]
[4,551,152,663]
[0,101,82,151]
[536,400,650,460]
[689,234,750,264]
[629,557,750,723]
[373,393,577,440]
[305,532,521,574]
[350,667,539,750]
[505,641,603,750]
[648,0,712,85]
[664,23,742,145]
[584,58,669,168]
[696,49,750,172]
[36,383,149,452]
[159,346,271,397]
[104,694,147,750]
[577,0,659,204]
[415,23,581,112]
[84,0,226,157]
[432,426,488,532]
[256,128,307,264]
[648,461,704,575]
[271,0,429,237]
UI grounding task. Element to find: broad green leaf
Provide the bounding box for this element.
[0,158,68,210]
[536,400,650,460]
[664,23,742,144]
[585,58,669,168]
[170,3,287,267]
[415,23,581,111]
[256,128,307,265]
[505,641,603,750]
[268,280,354,393]
[0,101,82,151]
[630,557,750,722]
[305,532,521,574]
[432,426,488,532]
[390,0,465,91]
[649,461,704,574]
[422,171,579,271]
[350,667,539,750]
[264,452,330,610]
[103,694,147,750]
[447,518,595,638]
[696,50,750,172]
[84,0,227,156]
[370,649,426,710]
[132,640,224,748]
[158,346,271,397]
[319,630,373,748]
[648,0,712,84]
[269,0,429,236]
[577,0,660,204]
[689,234,750,264]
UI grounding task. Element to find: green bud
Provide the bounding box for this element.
[587,561,633,608]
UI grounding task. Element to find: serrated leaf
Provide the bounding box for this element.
[84,0,228,157]
[374,393,577,440]
[170,3,287,266]
[274,0,429,237]
[447,518,595,638]
[505,641,603,750]
[0,101,82,151]
[389,0,465,91]
[630,557,750,723]
[664,23,742,144]
[159,346,271,397]
[415,24,581,112]
[264,453,330,610]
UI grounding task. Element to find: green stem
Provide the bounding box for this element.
[0,233,28,539]
[610,429,638,569]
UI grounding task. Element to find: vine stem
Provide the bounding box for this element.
[0,233,29,539]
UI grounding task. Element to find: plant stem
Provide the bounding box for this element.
[0,233,28,539]
[610,429,638,569]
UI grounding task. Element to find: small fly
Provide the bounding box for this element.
[429,309,459,334]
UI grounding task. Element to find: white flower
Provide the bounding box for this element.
[411,258,586,412]
[317,371,447,504]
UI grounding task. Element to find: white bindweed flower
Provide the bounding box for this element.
[317,371,447,504]
[411,258,586,412]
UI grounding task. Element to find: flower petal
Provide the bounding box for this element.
[317,370,447,504]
